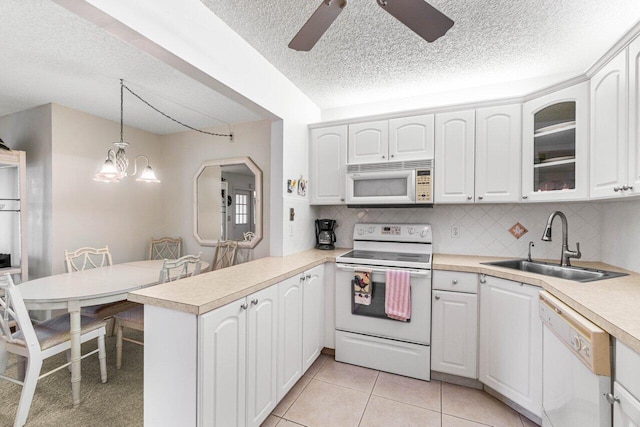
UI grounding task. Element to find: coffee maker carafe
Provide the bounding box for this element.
[315,219,337,250]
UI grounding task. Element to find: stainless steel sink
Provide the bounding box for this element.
[482,259,628,282]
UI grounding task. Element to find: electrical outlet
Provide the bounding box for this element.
[451,225,461,238]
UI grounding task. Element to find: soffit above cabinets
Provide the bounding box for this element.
[201,0,640,110]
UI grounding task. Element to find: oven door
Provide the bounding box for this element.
[335,263,431,345]
[346,170,416,205]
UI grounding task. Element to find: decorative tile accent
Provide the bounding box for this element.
[320,202,602,261]
[509,222,528,239]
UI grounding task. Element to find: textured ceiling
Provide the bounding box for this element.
[0,0,261,136]
[202,0,640,109]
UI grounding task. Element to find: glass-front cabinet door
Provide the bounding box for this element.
[522,83,589,201]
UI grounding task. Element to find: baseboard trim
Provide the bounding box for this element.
[321,347,335,356]
[430,371,483,390]
[483,385,542,426]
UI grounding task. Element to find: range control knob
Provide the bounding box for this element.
[420,229,427,237]
[408,227,416,234]
[357,228,364,235]
[368,227,375,233]
[571,335,582,351]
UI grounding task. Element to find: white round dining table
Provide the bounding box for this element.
[18,259,207,407]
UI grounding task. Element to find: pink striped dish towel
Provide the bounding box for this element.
[385,269,411,321]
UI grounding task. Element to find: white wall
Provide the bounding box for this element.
[159,119,271,263]
[600,198,640,272]
[51,104,163,273]
[58,0,322,257]
[0,104,53,280]
[321,202,603,262]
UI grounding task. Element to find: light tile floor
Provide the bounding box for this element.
[262,355,540,427]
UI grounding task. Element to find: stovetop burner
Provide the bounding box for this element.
[338,250,431,265]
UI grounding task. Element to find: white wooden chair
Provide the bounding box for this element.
[148,237,182,260]
[64,246,137,332]
[211,240,238,271]
[0,274,107,427]
[114,253,202,369]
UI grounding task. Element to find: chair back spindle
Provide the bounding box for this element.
[211,241,238,271]
[159,253,202,283]
[149,237,182,260]
[64,246,113,272]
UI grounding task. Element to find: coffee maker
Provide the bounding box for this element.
[315,219,337,250]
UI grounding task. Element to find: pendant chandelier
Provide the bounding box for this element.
[94,79,160,183]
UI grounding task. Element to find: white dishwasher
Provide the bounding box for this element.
[539,291,612,427]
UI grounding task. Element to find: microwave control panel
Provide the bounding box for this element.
[416,169,432,203]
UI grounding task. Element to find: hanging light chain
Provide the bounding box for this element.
[121,80,233,141]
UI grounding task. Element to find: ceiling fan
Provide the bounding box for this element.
[289,0,454,51]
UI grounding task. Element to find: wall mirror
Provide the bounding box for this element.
[193,157,262,248]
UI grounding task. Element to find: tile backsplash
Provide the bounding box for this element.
[320,202,602,261]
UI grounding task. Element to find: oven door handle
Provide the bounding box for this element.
[336,263,430,277]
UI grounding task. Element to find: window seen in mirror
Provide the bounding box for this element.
[235,193,248,225]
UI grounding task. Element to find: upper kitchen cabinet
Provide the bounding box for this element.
[434,110,476,203]
[0,150,27,283]
[348,115,435,164]
[310,125,347,205]
[348,120,389,164]
[591,37,640,199]
[388,115,435,162]
[475,104,522,203]
[522,82,589,202]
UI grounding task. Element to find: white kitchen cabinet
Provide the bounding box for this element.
[614,341,640,426]
[200,296,247,427]
[200,285,278,427]
[348,121,389,164]
[388,114,435,162]
[628,36,640,195]
[590,49,629,199]
[434,110,476,203]
[246,286,279,427]
[431,290,478,379]
[310,125,347,205]
[277,273,304,400]
[479,276,542,417]
[522,82,589,201]
[302,264,325,372]
[613,382,640,427]
[475,104,522,203]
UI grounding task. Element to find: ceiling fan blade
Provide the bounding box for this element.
[377,0,453,43]
[289,0,347,51]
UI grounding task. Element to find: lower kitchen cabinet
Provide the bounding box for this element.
[277,273,304,400]
[479,276,542,417]
[431,270,479,379]
[200,285,278,427]
[302,264,325,372]
[614,341,640,426]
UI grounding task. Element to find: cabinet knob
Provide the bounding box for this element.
[604,393,620,404]
[251,298,259,305]
[240,303,248,310]
[340,198,345,202]
[478,196,483,200]
[622,185,630,191]
[467,196,472,200]
[382,155,386,159]
[391,154,395,158]
[522,196,528,200]
[306,274,311,279]
[630,186,634,190]
[434,295,440,300]
[614,186,621,192]
[452,280,458,285]
[479,275,486,284]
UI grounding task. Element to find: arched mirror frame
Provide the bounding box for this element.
[193,157,263,249]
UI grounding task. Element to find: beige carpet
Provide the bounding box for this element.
[0,331,143,426]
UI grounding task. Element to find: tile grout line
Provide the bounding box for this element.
[280,355,329,422]
[357,370,379,427]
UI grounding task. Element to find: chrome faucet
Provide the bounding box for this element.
[541,211,581,267]
[527,242,535,262]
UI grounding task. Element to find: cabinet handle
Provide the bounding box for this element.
[452,280,458,285]
[467,196,472,200]
[434,295,440,300]
[306,274,311,279]
[522,196,528,200]
[614,186,621,192]
[478,196,483,200]
[300,276,306,283]
[479,275,486,284]
[240,303,248,310]
[251,298,258,305]
[622,185,630,191]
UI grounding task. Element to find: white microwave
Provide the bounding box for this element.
[346,160,433,207]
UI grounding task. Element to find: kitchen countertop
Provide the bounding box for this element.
[128,248,349,315]
[434,254,640,354]
[130,248,640,354]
